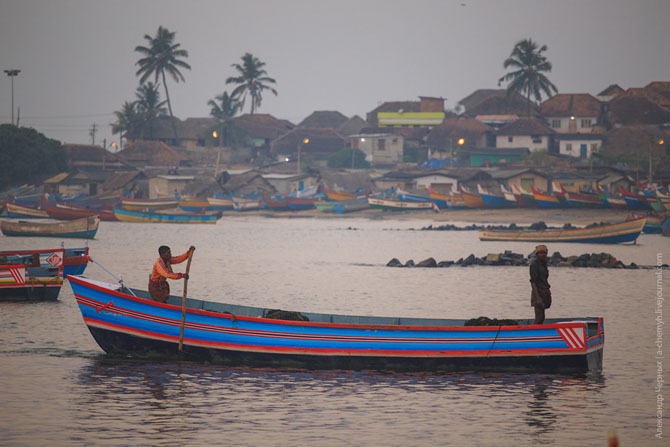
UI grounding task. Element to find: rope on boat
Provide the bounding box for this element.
[86,255,137,297]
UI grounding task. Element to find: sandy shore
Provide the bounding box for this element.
[257,207,635,226]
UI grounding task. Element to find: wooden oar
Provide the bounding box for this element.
[178,247,195,352]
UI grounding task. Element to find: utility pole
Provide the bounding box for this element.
[4,69,21,125]
[89,123,97,145]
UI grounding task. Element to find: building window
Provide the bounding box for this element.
[552,119,561,128]
[591,143,598,152]
[566,144,573,152]
[581,119,592,128]
[532,136,542,143]
[377,139,386,151]
[508,136,513,143]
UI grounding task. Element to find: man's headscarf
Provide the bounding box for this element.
[535,244,548,254]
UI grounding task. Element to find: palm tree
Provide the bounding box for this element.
[112,101,141,146]
[498,38,558,116]
[208,91,242,147]
[226,53,278,114]
[135,82,167,139]
[135,26,191,137]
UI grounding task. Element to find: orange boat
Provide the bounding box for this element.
[459,186,485,208]
[324,186,358,201]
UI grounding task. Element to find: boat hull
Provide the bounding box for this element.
[479,218,645,243]
[0,248,66,301]
[69,276,604,373]
[1,216,99,239]
[113,208,219,224]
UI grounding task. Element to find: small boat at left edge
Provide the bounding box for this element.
[0,247,90,301]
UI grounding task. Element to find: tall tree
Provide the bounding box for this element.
[226,53,278,114]
[208,91,242,147]
[498,38,558,116]
[135,82,167,139]
[112,101,141,146]
[135,26,191,136]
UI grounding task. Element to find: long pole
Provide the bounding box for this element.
[4,69,20,125]
[178,248,195,352]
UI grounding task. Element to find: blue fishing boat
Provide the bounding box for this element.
[113,208,220,224]
[332,197,369,213]
[68,275,604,373]
[477,185,515,208]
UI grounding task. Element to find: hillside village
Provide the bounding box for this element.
[22,82,670,200]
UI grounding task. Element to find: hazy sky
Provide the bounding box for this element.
[1,0,669,147]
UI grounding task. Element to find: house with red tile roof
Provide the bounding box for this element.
[607,94,670,127]
[540,93,602,134]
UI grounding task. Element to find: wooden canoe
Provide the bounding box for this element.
[1,216,100,239]
[69,275,605,373]
[479,218,646,244]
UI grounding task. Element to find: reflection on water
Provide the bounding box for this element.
[0,217,664,446]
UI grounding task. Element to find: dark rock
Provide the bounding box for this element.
[437,261,454,267]
[462,254,477,266]
[627,262,639,269]
[529,221,547,230]
[416,257,437,267]
[404,259,415,267]
[387,258,403,267]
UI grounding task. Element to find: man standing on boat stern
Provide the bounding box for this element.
[148,245,195,303]
[530,244,551,324]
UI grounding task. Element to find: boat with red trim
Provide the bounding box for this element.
[68,275,604,373]
[0,248,66,301]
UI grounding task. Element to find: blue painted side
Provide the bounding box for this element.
[480,193,514,208]
[1,229,97,239]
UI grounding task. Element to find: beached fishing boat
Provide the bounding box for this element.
[286,196,318,211]
[368,197,436,211]
[178,198,218,213]
[42,201,117,221]
[530,186,564,208]
[0,248,65,301]
[559,184,606,208]
[511,184,538,207]
[261,193,290,212]
[459,186,485,208]
[663,218,670,236]
[232,195,263,212]
[477,185,515,208]
[68,275,604,373]
[620,187,651,210]
[206,194,234,211]
[5,202,49,218]
[324,186,357,202]
[333,197,369,214]
[1,215,100,239]
[113,208,220,224]
[595,185,627,209]
[119,194,178,211]
[479,218,646,244]
[631,212,668,234]
[427,187,465,209]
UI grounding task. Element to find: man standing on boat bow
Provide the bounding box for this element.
[530,244,551,324]
[149,245,195,303]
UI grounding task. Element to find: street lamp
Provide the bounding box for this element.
[4,69,20,126]
[298,137,309,173]
[450,137,465,168]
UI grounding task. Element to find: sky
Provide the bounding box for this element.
[1,0,669,148]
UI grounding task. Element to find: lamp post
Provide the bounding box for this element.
[213,130,224,176]
[298,137,309,173]
[4,69,20,125]
[450,137,465,168]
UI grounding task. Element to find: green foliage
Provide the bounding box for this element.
[328,148,370,169]
[0,125,67,189]
[498,38,558,114]
[226,53,278,114]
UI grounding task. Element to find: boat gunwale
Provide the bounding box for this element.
[69,275,599,333]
